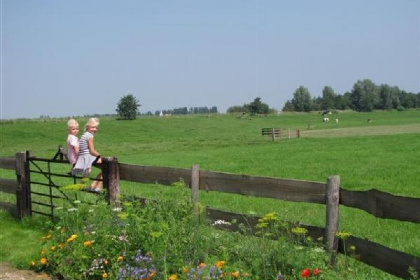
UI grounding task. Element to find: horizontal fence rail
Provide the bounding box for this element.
[119,163,192,186]
[0,178,18,194]
[340,188,420,223]
[0,157,16,170]
[199,170,326,204]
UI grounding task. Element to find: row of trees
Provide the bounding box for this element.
[116,95,219,119]
[283,79,420,112]
[116,79,419,120]
[155,106,218,116]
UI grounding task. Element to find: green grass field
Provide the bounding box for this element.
[0,110,419,278]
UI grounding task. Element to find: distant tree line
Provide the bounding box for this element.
[154,106,218,116]
[282,79,420,112]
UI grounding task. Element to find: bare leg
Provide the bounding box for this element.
[90,173,103,190]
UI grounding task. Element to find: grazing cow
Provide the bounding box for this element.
[322,110,332,117]
[335,118,339,123]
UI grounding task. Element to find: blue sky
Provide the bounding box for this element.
[1,0,419,119]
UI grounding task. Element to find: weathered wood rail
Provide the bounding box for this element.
[1,153,419,279]
[261,128,300,141]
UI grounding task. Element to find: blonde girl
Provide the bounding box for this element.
[73,118,103,192]
[66,119,79,166]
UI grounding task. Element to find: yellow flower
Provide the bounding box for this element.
[41,249,47,255]
[231,271,240,278]
[182,266,189,273]
[46,234,52,239]
[60,228,65,234]
[336,231,352,240]
[150,271,156,277]
[215,261,225,269]
[291,227,308,235]
[83,240,93,247]
[30,261,36,267]
[50,246,56,251]
[169,274,178,280]
[102,272,108,278]
[117,256,124,262]
[67,234,78,242]
[58,243,64,249]
[40,258,47,265]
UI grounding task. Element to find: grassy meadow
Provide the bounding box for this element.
[0,109,419,279]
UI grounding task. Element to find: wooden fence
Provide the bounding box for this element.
[261,128,300,141]
[0,152,419,279]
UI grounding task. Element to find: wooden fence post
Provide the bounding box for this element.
[102,157,120,207]
[271,128,275,141]
[325,175,340,265]
[191,164,200,204]
[15,151,31,219]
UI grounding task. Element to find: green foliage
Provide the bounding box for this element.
[244,97,270,115]
[321,86,336,110]
[291,86,313,112]
[282,79,420,112]
[116,94,141,120]
[350,79,379,112]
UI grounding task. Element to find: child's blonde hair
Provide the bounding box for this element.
[67,119,79,128]
[85,118,100,130]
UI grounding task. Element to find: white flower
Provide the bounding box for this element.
[312,247,325,253]
[68,208,78,212]
[212,219,231,226]
[112,207,122,212]
[73,200,81,204]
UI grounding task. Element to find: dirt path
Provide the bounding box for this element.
[0,262,54,280]
[301,123,420,138]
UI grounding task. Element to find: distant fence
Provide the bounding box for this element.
[261,128,300,141]
[1,152,419,279]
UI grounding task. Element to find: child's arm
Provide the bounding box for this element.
[88,137,100,157]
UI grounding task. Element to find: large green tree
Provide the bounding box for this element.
[350,79,378,112]
[321,86,336,110]
[245,97,270,115]
[116,94,141,120]
[291,86,313,112]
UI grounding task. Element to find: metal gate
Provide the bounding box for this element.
[27,147,89,219]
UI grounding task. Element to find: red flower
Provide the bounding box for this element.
[300,268,311,278]
[313,268,321,275]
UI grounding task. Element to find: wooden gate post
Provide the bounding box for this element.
[325,175,340,265]
[191,164,200,204]
[16,151,31,219]
[102,157,120,207]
